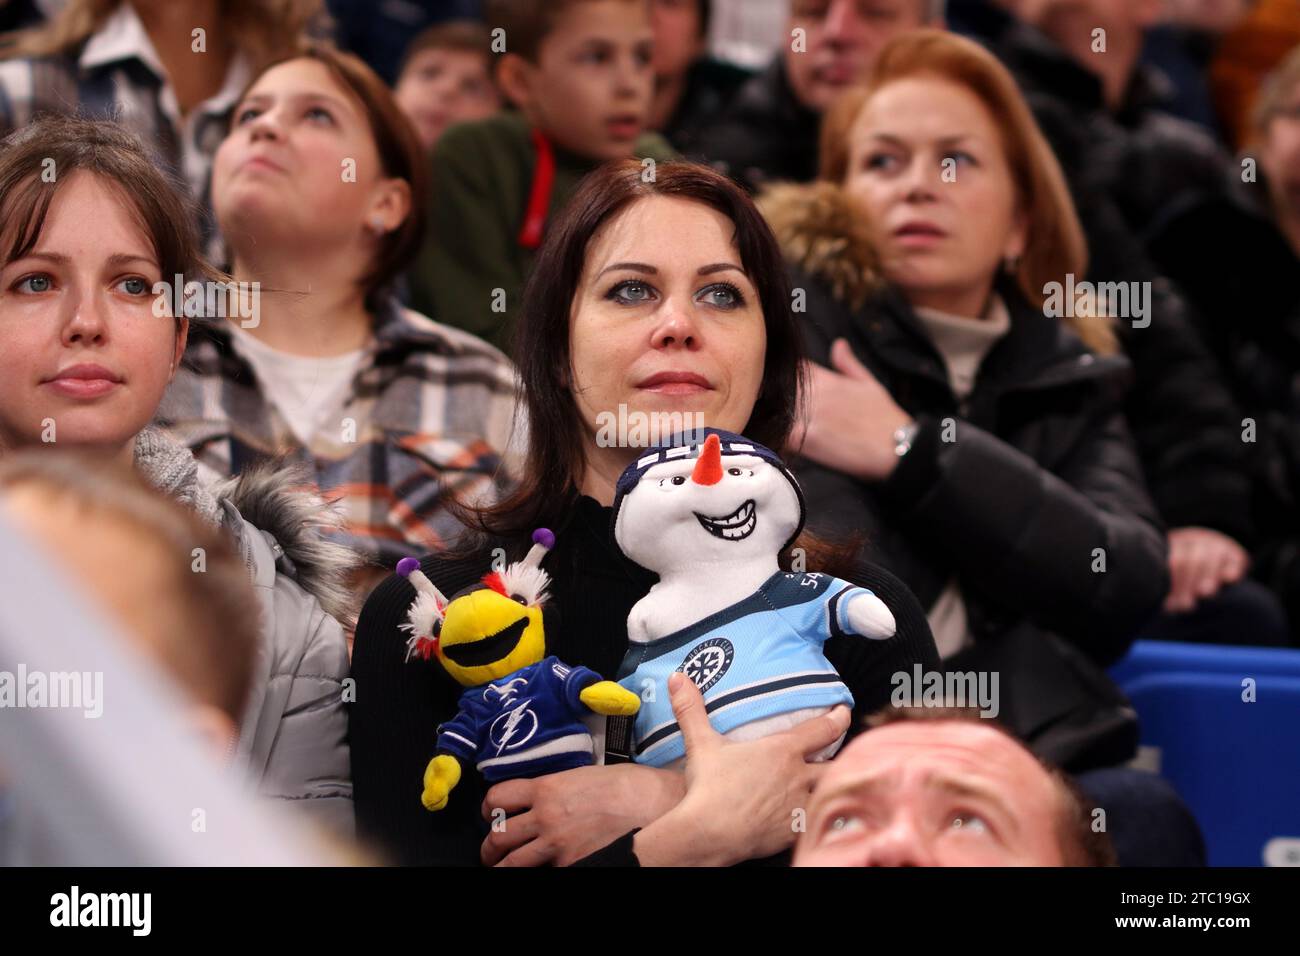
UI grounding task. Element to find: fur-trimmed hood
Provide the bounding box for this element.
[214,461,362,627]
[757,180,1118,356]
[758,180,886,313]
[134,427,361,626]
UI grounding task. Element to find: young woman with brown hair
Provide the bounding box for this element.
[157,45,519,588]
[0,114,355,836]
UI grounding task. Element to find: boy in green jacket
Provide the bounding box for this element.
[409,0,677,350]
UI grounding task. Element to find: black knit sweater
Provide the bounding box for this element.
[349,494,939,865]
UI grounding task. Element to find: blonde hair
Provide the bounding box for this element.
[2,0,327,70]
[1251,43,1300,143]
[819,29,1116,354]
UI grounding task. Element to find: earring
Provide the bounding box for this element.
[1003,254,1021,275]
[370,216,386,235]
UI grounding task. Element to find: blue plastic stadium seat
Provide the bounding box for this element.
[1109,640,1300,866]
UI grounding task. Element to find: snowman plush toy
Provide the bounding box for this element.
[612,428,897,767]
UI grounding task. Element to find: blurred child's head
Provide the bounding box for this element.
[0,117,204,462]
[651,0,709,85]
[395,20,501,151]
[0,451,259,760]
[487,0,655,161]
[215,44,427,310]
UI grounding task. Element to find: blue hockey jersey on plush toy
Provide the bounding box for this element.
[617,570,869,767]
[438,656,605,782]
[397,530,641,811]
[611,429,898,767]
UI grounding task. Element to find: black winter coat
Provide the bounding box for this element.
[687,58,821,194]
[1147,175,1300,627]
[957,16,1255,545]
[962,15,1230,241]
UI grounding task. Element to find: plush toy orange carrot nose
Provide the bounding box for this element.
[692,434,724,485]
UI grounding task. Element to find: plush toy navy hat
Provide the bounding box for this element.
[611,427,808,552]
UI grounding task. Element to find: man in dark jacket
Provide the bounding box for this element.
[690,0,941,192]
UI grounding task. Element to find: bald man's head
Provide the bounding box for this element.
[793,709,1115,867]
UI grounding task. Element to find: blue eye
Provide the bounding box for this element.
[16,274,52,293]
[699,282,745,310]
[118,277,149,296]
[305,106,334,124]
[944,151,976,168]
[865,153,899,172]
[607,279,655,305]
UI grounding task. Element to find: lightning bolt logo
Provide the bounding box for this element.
[489,699,538,754]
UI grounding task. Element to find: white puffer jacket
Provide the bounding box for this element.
[135,428,356,836]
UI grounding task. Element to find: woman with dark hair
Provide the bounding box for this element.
[157,45,519,593]
[349,158,939,866]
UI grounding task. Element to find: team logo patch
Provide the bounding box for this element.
[677,637,735,692]
[488,700,538,754]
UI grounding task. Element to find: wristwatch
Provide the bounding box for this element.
[893,420,919,458]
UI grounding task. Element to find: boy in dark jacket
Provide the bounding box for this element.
[409,0,677,349]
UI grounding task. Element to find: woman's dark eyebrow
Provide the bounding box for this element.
[596,261,657,278]
[594,261,748,279]
[698,262,746,276]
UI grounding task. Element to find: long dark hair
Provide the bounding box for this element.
[455,159,852,567]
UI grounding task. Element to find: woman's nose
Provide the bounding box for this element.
[902,158,940,202]
[62,290,108,346]
[650,301,699,349]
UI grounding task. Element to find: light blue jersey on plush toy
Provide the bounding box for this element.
[610,428,897,768]
[616,570,870,767]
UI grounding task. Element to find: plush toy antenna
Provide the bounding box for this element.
[397,556,449,662]
[498,528,555,608]
[397,556,449,606]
